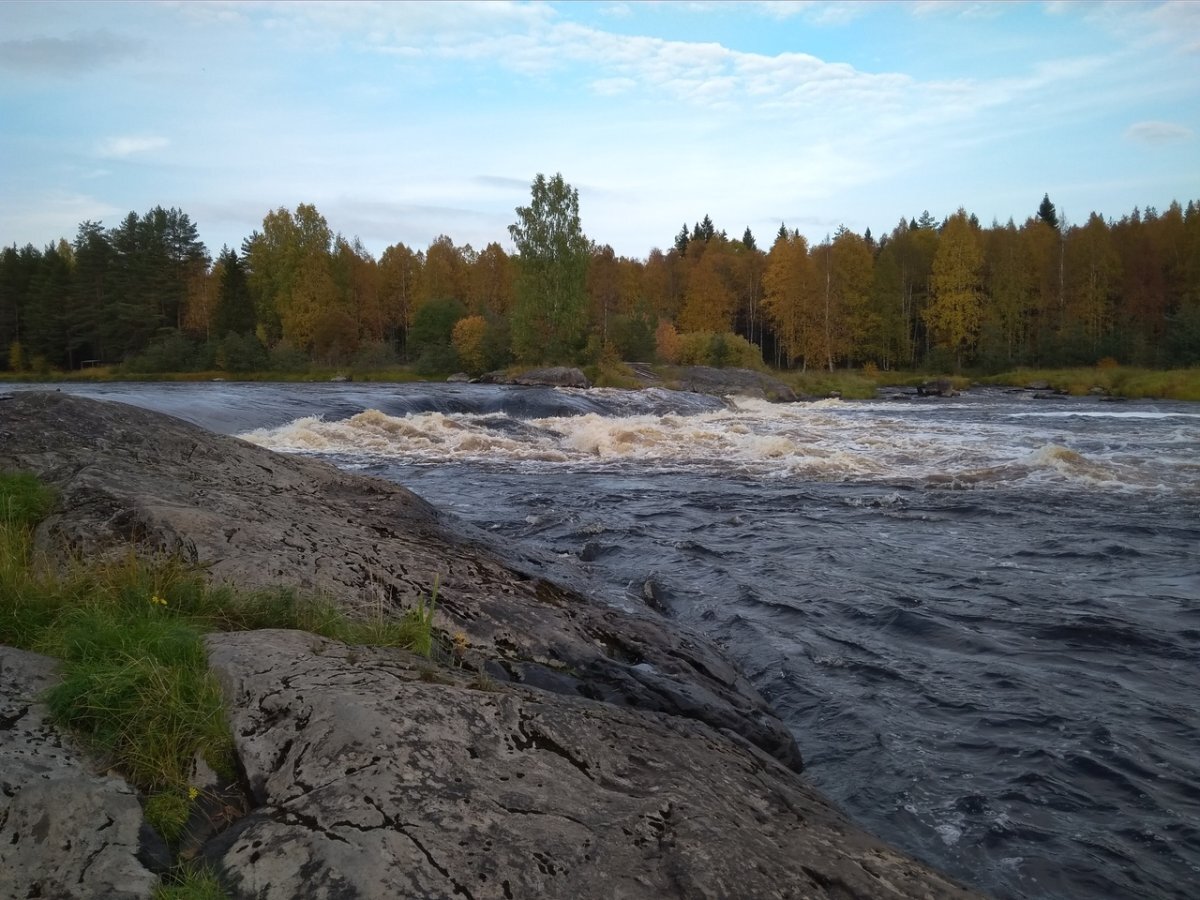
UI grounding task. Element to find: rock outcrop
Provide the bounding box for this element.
[0,646,159,900]
[202,629,978,899]
[0,391,984,899]
[916,378,959,397]
[662,366,799,402]
[0,391,797,772]
[481,367,592,389]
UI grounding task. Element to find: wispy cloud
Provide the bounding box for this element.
[599,2,633,19]
[2,0,1194,258]
[1147,0,1200,54]
[472,175,531,191]
[96,135,170,158]
[0,189,122,243]
[590,76,639,96]
[0,30,142,74]
[755,2,869,25]
[1124,120,1193,144]
[909,1,1000,19]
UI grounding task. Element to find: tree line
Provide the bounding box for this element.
[2,178,1198,376]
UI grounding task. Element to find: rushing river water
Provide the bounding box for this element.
[6,381,1198,899]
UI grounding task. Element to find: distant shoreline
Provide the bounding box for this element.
[1,363,1197,402]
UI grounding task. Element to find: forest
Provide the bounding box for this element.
[2,176,1198,378]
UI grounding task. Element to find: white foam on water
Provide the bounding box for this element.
[238,399,1190,491]
[935,821,964,847]
[1008,410,1200,420]
[241,410,567,463]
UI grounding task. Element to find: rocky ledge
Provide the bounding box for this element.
[477,366,592,389]
[658,366,799,402]
[0,391,982,899]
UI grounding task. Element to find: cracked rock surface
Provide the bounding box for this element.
[0,646,157,900]
[0,391,799,771]
[205,630,980,900]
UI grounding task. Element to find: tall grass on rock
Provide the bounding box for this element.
[0,470,441,845]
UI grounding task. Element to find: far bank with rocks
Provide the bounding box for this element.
[476,364,800,402]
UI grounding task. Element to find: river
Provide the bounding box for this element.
[5,380,1198,899]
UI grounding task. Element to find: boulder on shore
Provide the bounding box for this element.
[0,646,159,900]
[0,392,983,899]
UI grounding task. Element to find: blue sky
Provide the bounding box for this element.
[1,0,1196,260]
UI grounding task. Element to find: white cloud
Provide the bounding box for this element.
[590,76,638,96]
[1124,120,1193,144]
[96,135,170,158]
[909,1,1000,19]
[0,30,142,73]
[755,2,865,24]
[1147,0,1200,53]
[599,3,633,18]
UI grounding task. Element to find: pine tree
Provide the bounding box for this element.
[1037,193,1060,230]
[674,224,690,255]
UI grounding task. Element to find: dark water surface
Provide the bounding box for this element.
[8,381,1198,898]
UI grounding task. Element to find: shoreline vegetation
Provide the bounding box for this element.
[0,471,438,898]
[2,362,1198,402]
[3,180,1198,411]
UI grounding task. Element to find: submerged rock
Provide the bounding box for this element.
[0,646,158,900]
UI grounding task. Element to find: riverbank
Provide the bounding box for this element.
[0,391,982,899]
[3,363,1197,401]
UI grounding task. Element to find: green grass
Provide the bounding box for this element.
[0,469,440,871]
[152,864,229,900]
[978,366,1200,401]
[780,369,883,400]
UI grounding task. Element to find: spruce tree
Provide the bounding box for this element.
[213,247,256,337]
[1037,193,1060,230]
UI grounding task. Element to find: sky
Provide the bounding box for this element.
[1,0,1197,261]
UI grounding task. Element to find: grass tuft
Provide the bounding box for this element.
[0,471,55,529]
[0,469,443,883]
[152,864,229,900]
[144,788,195,845]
